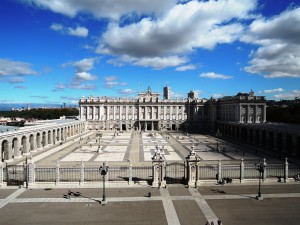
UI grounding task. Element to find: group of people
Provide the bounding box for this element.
[218,177,232,185]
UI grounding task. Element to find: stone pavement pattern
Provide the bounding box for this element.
[1,184,300,225]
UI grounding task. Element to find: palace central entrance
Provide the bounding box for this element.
[138,121,159,131]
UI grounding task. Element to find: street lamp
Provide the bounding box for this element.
[99,162,108,205]
[255,159,267,200]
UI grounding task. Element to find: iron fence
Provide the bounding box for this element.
[266,164,285,178]
[84,166,101,181]
[165,162,186,184]
[108,166,128,181]
[132,166,152,183]
[35,167,56,182]
[198,165,218,180]
[222,165,240,179]
[288,164,300,178]
[244,164,259,179]
[59,167,81,182]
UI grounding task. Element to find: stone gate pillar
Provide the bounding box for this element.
[0,162,4,187]
[284,158,288,183]
[187,146,200,188]
[152,148,166,188]
[27,158,35,188]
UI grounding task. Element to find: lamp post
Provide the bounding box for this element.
[255,159,267,200]
[99,162,108,205]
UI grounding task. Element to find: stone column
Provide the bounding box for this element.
[80,161,84,185]
[14,139,21,159]
[27,158,35,187]
[262,158,267,182]
[57,130,61,142]
[0,161,4,186]
[128,160,133,185]
[55,161,60,184]
[240,159,244,183]
[187,146,200,188]
[163,106,166,121]
[2,142,13,162]
[23,139,30,156]
[151,150,166,188]
[217,160,222,181]
[263,105,266,123]
[284,158,288,183]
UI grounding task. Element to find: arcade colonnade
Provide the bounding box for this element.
[217,122,300,158]
[0,121,86,162]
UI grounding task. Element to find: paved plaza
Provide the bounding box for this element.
[11,131,278,167]
[0,184,300,225]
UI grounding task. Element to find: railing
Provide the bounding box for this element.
[0,159,299,186]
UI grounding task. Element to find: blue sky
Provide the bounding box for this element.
[0,0,300,106]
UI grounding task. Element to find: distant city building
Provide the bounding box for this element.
[163,86,171,100]
[79,86,267,132]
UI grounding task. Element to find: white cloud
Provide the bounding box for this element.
[67,26,88,37]
[119,89,136,95]
[50,23,63,31]
[211,93,223,98]
[104,76,127,88]
[262,88,284,93]
[199,72,233,79]
[14,85,28,89]
[50,23,88,37]
[67,83,95,90]
[96,0,257,68]
[52,83,66,92]
[243,7,300,78]
[23,0,176,20]
[62,57,98,82]
[175,64,196,71]
[8,77,25,84]
[273,90,300,99]
[0,58,38,76]
[75,72,96,81]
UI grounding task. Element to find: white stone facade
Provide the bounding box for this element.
[79,88,267,132]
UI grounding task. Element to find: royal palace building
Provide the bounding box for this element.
[79,87,267,132]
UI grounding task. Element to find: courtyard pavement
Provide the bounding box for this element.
[10,130,282,168]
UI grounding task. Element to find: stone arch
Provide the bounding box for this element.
[1,139,10,162]
[21,135,28,154]
[47,130,52,145]
[42,131,47,147]
[36,132,41,149]
[12,137,20,158]
[52,129,56,144]
[29,134,35,151]
[56,128,60,142]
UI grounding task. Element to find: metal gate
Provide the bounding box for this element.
[165,162,186,184]
[5,165,27,186]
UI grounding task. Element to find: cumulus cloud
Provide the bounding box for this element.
[67,82,95,90]
[243,7,300,78]
[52,83,66,92]
[261,88,284,93]
[50,23,63,31]
[0,58,38,76]
[175,64,196,72]
[63,57,98,82]
[23,0,176,20]
[8,77,25,84]
[96,0,256,68]
[14,85,28,89]
[199,72,233,79]
[50,23,88,37]
[119,88,136,95]
[274,90,300,99]
[67,26,88,37]
[104,76,127,88]
[31,95,48,99]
